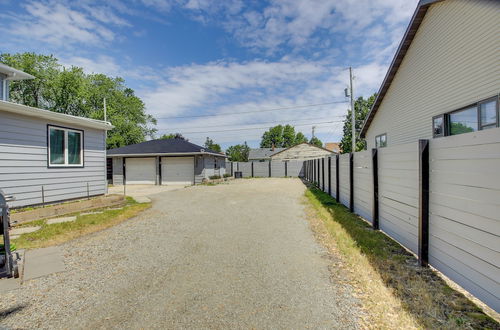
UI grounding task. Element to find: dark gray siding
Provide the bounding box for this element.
[0,111,107,208]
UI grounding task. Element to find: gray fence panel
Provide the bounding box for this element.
[428,129,500,312]
[318,158,323,189]
[287,160,303,177]
[270,161,286,177]
[239,162,252,177]
[353,150,373,223]
[339,154,350,207]
[330,156,337,199]
[378,142,419,254]
[253,161,269,177]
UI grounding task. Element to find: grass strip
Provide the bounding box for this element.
[11,197,151,250]
[304,185,498,329]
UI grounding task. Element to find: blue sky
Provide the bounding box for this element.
[0,0,418,149]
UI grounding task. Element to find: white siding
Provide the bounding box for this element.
[0,111,106,208]
[366,0,500,149]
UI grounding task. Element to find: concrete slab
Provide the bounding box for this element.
[10,226,41,236]
[46,216,77,225]
[133,196,151,203]
[80,211,103,216]
[23,246,65,281]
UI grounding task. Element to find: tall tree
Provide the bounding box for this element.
[0,52,157,149]
[204,137,222,152]
[226,142,250,161]
[309,136,323,147]
[160,133,187,140]
[294,132,308,145]
[282,124,296,147]
[339,94,377,153]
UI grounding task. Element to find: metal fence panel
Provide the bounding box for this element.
[339,154,351,207]
[353,150,373,223]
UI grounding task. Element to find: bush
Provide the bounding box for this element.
[223,173,232,178]
[209,175,221,180]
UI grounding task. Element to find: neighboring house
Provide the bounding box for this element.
[360,0,499,148]
[107,139,227,185]
[248,147,286,161]
[271,143,334,161]
[0,64,113,208]
[324,142,341,154]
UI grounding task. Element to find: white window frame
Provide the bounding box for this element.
[47,125,84,167]
[375,133,387,148]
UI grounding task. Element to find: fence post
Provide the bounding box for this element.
[372,148,379,230]
[41,186,45,207]
[269,160,271,177]
[328,157,332,196]
[418,139,430,267]
[317,158,320,187]
[322,158,325,191]
[251,162,254,177]
[335,154,340,202]
[285,161,288,177]
[231,162,234,176]
[349,153,354,212]
[87,182,90,200]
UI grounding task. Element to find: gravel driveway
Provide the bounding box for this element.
[0,178,361,329]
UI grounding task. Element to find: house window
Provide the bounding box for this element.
[432,115,445,138]
[214,157,219,169]
[48,126,83,167]
[436,96,499,137]
[375,133,387,148]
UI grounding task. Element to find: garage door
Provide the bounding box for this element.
[161,157,194,185]
[125,158,156,184]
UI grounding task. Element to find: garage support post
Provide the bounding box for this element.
[418,139,430,267]
[156,156,161,185]
[335,155,339,202]
[328,157,331,196]
[251,162,254,177]
[268,160,271,177]
[322,158,325,192]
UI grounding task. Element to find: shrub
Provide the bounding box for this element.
[223,173,232,178]
[209,175,221,180]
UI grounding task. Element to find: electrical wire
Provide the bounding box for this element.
[156,101,348,120]
[177,121,342,134]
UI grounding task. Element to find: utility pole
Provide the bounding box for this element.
[349,67,356,152]
[312,126,316,138]
[104,98,108,195]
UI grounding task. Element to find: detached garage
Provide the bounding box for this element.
[107,138,226,186]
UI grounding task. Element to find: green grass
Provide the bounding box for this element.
[11,197,151,250]
[305,184,499,329]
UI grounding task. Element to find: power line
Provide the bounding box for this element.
[156,101,348,120]
[157,115,347,131]
[176,121,343,134]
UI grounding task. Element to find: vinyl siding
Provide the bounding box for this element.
[365,0,500,149]
[0,111,106,208]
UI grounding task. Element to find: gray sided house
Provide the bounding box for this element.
[0,64,113,208]
[107,139,227,185]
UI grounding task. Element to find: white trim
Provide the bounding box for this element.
[48,126,84,167]
[0,63,35,80]
[107,152,227,158]
[0,100,113,130]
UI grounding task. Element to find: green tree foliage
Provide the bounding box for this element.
[204,137,222,152]
[260,124,309,148]
[294,132,308,145]
[226,142,250,162]
[449,122,474,135]
[339,93,377,153]
[0,52,157,149]
[160,133,187,140]
[309,136,323,147]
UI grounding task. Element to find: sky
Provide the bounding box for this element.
[0,0,418,149]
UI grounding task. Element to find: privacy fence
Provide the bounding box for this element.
[226,160,304,178]
[304,128,500,313]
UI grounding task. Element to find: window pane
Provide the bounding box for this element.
[381,134,387,147]
[433,116,443,136]
[449,107,477,135]
[375,136,380,148]
[480,101,497,127]
[50,128,65,164]
[68,131,82,165]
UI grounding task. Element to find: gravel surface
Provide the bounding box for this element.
[0,178,361,329]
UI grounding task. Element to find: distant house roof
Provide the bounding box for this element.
[360,0,443,138]
[248,147,286,160]
[107,138,226,157]
[324,142,341,153]
[0,100,113,130]
[270,142,333,159]
[0,63,35,80]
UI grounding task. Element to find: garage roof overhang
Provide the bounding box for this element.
[107,151,227,158]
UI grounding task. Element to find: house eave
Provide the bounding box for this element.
[0,100,114,130]
[360,0,444,138]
